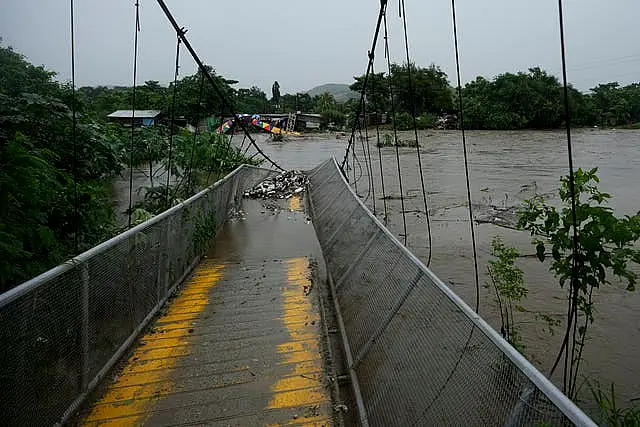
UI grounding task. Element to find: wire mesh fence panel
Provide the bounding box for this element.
[0,165,274,427]
[307,158,595,427]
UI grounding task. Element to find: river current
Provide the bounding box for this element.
[257,128,640,409]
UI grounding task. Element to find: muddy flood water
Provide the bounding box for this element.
[254,129,640,411]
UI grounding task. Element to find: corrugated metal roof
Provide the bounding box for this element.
[107,110,162,118]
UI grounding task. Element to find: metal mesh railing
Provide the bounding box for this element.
[0,165,274,426]
[307,158,595,427]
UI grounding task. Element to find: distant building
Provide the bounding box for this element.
[296,113,326,130]
[107,110,163,127]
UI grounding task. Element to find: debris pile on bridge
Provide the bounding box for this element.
[243,170,308,199]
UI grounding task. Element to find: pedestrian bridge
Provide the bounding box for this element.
[0,160,595,426]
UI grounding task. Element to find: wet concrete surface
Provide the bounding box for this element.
[81,196,333,426]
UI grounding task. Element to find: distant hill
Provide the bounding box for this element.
[306,83,358,103]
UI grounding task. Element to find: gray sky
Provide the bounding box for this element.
[2,0,638,94]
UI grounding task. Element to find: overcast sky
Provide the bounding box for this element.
[2,0,638,94]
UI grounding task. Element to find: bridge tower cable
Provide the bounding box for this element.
[155,0,284,172]
[166,33,182,209]
[399,0,433,267]
[127,0,141,228]
[70,0,79,253]
[340,0,389,174]
[382,10,408,246]
[450,0,480,313]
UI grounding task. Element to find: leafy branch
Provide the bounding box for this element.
[518,167,640,399]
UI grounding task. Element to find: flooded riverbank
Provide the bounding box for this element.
[257,128,640,410]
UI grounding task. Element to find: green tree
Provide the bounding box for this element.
[486,237,528,352]
[0,44,121,291]
[518,168,640,399]
[315,92,336,112]
[349,71,389,114]
[390,62,453,116]
[235,86,268,113]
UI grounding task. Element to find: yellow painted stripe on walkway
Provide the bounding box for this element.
[82,262,223,426]
[267,257,329,421]
[288,195,303,212]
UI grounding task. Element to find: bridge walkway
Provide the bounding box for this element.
[81,196,333,426]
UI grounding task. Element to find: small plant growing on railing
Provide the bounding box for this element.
[486,236,528,353]
[192,210,217,256]
[518,167,640,400]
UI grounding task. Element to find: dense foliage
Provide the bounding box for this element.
[0,45,259,292]
[519,168,640,399]
[1,45,122,291]
[350,63,640,130]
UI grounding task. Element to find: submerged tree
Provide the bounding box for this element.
[271,80,281,111]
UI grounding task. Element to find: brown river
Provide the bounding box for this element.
[254,128,640,411]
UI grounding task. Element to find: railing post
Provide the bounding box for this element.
[80,262,90,392]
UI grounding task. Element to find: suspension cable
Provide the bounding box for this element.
[341,0,389,173]
[548,0,580,396]
[352,138,358,193]
[361,94,375,209]
[409,5,480,420]
[371,61,389,222]
[127,0,141,228]
[156,0,284,172]
[165,34,181,209]
[383,11,408,245]
[356,117,372,202]
[399,0,433,266]
[451,0,480,312]
[70,0,79,252]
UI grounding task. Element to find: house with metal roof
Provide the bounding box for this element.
[107,110,163,127]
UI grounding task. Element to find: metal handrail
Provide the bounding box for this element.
[315,157,596,427]
[0,164,269,308]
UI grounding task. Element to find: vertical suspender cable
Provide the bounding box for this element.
[410,7,480,418]
[127,1,141,228]
[362,91,376,210]
[399,0,433,266]
[450,0,480,313]
[548,0,580,397]
[383,12,408,245]
[372,61,389,222]
[165,34,181,209]
[70,0,79,252]
[356,114,372,203]
[352,136,358,194]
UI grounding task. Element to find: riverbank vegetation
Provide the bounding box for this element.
[486,169,640,423]
[0,45,257,292]
[349,63,640,130]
